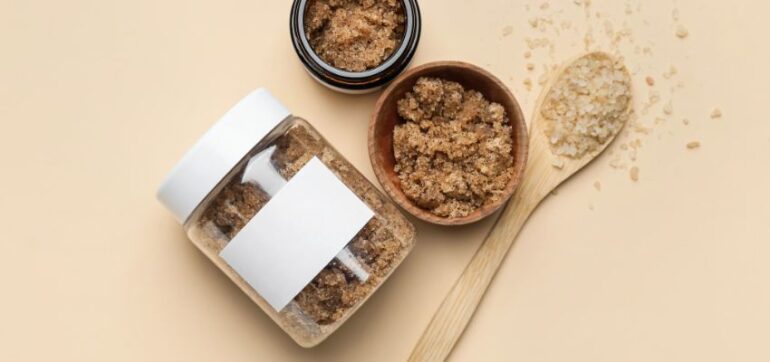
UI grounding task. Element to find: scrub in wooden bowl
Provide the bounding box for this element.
[368,61,528,226]
[393,77,515,219]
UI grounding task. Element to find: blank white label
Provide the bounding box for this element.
[219,157,374,311]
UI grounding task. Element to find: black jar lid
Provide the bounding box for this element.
[290,0,422,94]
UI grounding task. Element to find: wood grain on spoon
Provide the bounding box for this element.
[408,52,633,361]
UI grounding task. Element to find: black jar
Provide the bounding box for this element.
[290,0,421,94]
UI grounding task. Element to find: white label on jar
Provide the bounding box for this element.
[219,157,374,311]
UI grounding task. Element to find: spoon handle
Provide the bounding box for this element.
[408,166,548,361]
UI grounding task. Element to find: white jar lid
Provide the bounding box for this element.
[157,89,291,224]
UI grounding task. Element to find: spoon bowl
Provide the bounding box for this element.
[526,51,633,191]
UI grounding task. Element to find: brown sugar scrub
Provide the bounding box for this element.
[188,122,415,344]
[304,0,406,72]
[393,77,515,218]
[541,53,633,161]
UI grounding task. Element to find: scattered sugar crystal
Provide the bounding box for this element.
[502,26,514,37]
[526,37,551,49]
[663,66,678,79]
[629,166,640,182]
[593,181,602,191]
[646,76,655,86]
[523,78,533,91]
[610,158,624,169]
[538,72,549,85]
[663,102,673,115]
[711,108,722,119]
[649,91,660,104]
[687,141,701,149]
[663,65,679,79]
[676,25,689,38]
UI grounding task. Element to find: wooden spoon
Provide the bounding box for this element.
[408,52,633,361]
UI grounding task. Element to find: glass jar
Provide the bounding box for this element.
[157,89,416,347]
[290,0,422,94]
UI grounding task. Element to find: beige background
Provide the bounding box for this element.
[1,0,769,361]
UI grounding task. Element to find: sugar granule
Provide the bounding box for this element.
[646,76,655,86]
[523,78,533,91]
[676,25,689,38]
[663,102,673,115]
[630,166,640,182]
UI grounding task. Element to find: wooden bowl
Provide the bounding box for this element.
[368,61,529,226]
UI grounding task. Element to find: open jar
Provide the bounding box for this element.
[157,89,416,347]
[290,0,421,94]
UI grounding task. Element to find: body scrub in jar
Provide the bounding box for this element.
[290,0,421,94]
[157,89,416,347]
